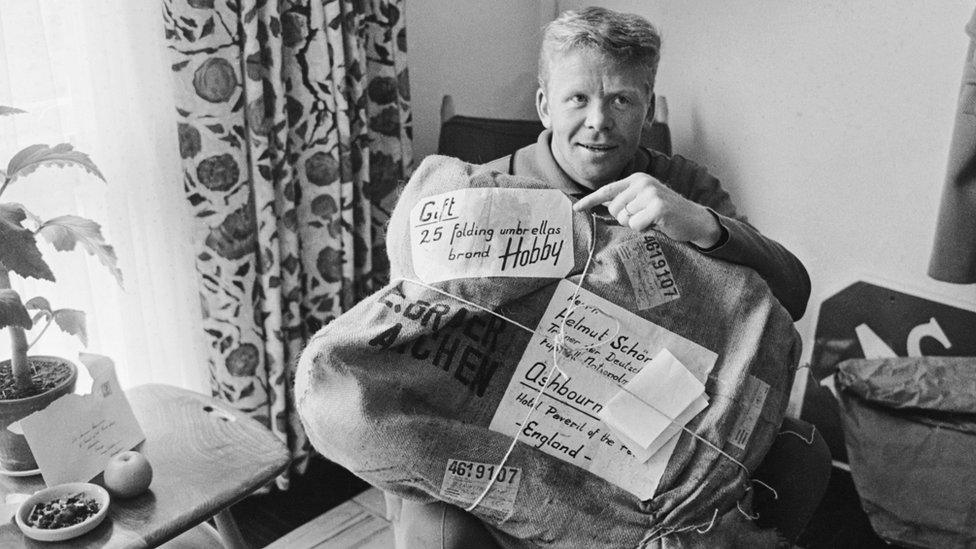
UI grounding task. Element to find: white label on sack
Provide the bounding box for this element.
[728,375,770,450]
[440,459,521,522]
[488,280,718,500]
[615,234,680,310]
[409,188,573,283]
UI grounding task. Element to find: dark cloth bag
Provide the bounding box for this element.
[837,357,976,548]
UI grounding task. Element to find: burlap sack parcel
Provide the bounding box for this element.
[296,156,802,547]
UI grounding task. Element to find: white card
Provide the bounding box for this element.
[599,349,705,449]
[607,394,709,464]
[21,354,145,486]
[409,188,573,282]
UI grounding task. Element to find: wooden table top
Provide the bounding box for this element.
[0,384,291,548]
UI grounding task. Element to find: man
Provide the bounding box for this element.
[390,7,828,547]
[483,7,809,320]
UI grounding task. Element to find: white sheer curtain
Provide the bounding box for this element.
[0,1,208,393]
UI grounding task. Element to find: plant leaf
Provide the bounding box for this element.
[24,296,52,314]
[0,205,54,281]
[36,215,123,286]
[0,289,31,329]
[27,297,53,325]
[53,308,87,346]
[5,143,106,184]
[0,106,26,117]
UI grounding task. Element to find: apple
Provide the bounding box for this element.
[103,450,153,498]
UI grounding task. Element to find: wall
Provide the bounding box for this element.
[407,1,976,359]
[406,0,555,158]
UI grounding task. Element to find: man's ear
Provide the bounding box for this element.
[646,93,656,123]
[536,87,552,129]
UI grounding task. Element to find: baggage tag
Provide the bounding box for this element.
[440,459,521,522]
[616,234,680,310]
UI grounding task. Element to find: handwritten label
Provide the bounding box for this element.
[409,189,573,283]
[440,459,521,521]
[728,375,770,450]
[488,281,717,499]
[616,234,680,310]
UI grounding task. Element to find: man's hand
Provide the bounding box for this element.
[573,173,723,248]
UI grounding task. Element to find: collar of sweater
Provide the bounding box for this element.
[517,129,649,199]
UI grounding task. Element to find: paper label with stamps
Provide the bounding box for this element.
[488,280,717,499]
[409,188,573,283]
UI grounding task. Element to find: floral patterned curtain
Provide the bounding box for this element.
[162,0,412,485]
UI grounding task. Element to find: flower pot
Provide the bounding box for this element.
[0,356,78,471]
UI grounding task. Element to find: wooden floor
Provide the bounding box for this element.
[265,487,393,549]
[229,455,372,548]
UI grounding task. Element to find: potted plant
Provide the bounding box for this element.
[0,105,122,471]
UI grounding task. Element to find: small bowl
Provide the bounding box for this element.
[15,482,110,542]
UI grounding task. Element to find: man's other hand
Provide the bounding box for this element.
[573,173,723,248]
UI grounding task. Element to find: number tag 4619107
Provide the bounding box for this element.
[615,234,681,311]
[439,458,521,522]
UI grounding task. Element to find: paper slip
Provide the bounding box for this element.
[488,280,717,499]
[409,188,573,283]
[621,395,709,463]
[606,417,674,465]
[728,375,770,450]
[599,349,705,450]
[21,353,145,486]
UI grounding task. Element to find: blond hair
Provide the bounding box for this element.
[539,7,661,92]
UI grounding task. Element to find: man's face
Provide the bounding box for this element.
[537,49,652,190]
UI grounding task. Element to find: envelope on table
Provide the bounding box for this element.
[20,354,145,486]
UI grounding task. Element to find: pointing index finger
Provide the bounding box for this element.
[572,180,628,211]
